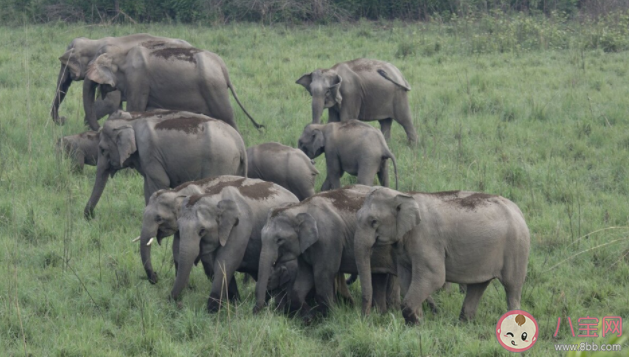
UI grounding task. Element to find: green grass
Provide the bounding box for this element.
[1,20,629,356]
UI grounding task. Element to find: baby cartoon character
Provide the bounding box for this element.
[496,310,538,352]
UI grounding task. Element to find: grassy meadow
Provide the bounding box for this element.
[1,18,629,356]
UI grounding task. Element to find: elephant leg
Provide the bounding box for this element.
[386,275,401,311]
[459,281,491,321]
[371,273,388,313]
[320,176,332,192]
[425,295,439,315]
[394,99,418,144]
[377,159,390,188]
[312,265,336,316]
[334,273,354,306]
[401,261,445,325]
[356,163,379,187]
[207,250,242,313]
[227,276,240,303]
[378,118,393,141]
[144,170,171,205]
[203,84,238,131]
[289,263,315,320]
[324,159,343,190]
[172,231,180,276]
[397,263,412,297]
[503,281,522,312]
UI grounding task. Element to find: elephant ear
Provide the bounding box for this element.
[329,75,343,105]
[296,212,318,253]
[59,50,82,79]
[86,53,117,87]
[217,199,239,247]
[113,125,136,167]
[296,73,313,95]
[394,194,421,241]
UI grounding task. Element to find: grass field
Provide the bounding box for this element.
[1,19,629,356]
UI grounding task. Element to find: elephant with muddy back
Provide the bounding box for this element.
[85,41,263,132]
[296,58,417,144]
[172,179,299,312]
[354,188,530,325]
[84,110,247,219]
[52,33,191,129]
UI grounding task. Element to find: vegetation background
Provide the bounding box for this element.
[1,3,629,356]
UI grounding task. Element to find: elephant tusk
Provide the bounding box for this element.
[132,236,140,243]
[147,237,154,246]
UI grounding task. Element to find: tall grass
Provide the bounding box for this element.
[0,19,628,356]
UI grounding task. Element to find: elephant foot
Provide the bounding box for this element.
[253,303,266,314]
[402,306,420,326]
[147,271,158,284]
[207,297,222,313]
[54,116,66,125]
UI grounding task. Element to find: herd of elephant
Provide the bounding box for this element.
[53,33,531,326]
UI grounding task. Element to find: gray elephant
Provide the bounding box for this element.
[56,130,99,171]
[247,142,319,200]
[135,175,248,284]
[297,120,398,191]
[255,185,409,318]
[53,34,191,128]
[85,42,263,132]
[355,188,530,325]
[296,58,417,144]
[172,179,299,312]
[84,110,247,219]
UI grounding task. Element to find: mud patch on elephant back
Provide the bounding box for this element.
[151,47,202,63]
[257,142,290,153]
[457,193,495,210]
[270,202,300,218]
[141,40,173,50]
[186,178,248,206]
[318,189,366,212]
[338,120,369,130]
[155,117,212,134]
[423,190,461,198]
[129,110,178,119]
[238,181,277,200]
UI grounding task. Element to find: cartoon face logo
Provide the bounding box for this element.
[496,310,538,352]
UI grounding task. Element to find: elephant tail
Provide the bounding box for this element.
[227,83,265,132]
[384,149,399,190]
[377,69,411,91]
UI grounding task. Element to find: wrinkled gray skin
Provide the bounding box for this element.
[355,187,530,325]
[53,34,191,129]
[85,42,263,132]
[173,180,299,312]
[137,175,247,284]
[247,142,319,201]
[296,58,417,144]
[298,120,398,191]
[57,130,99,172]
[84,110,247,219]
[255,185,427,319]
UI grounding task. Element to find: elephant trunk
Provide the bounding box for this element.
[355,225,376,315]
[51,64,72,124]
[83,79,100,130]
[254,244,278,313]
[139,223,159,284]
[84,153,110,220]
[311,96,325,124]
[170,233,200,300]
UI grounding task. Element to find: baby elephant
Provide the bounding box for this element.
[247,142,319,200]
[298,120,398,191]
[56,131,99,172]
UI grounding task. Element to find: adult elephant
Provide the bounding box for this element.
[296,58,417,144]
[52,34,191,128]
[84,110,247,219]
[172,180,299,312]
[355,188,530,325]
[254,185,430,319]
[85,42,264,132]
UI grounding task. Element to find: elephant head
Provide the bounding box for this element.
[296,69,342,124]
[82,48,125,130]
[171,188,253,301]
[138,186,204,284]
[254,210,318,312]
[297,124,326,159]
[354,187,421,315]
[84,113,137,219]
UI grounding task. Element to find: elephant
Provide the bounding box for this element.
[172,179,299,312]
[297,120,398,191]
[136,175,248,284]
[247,142,319,200]
[56,130,99,172]
[84,110,247,219]
[52,33,191,128]
[296,58,417,144]
[355,187,530,325]
[84,41,264,132]
[254,185,424,319]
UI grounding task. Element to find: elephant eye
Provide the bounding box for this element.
[198,228,206,237]
[277,237,284,245]
[521,332,527,341]
[370,219,378,228]
[155,215,162,222]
